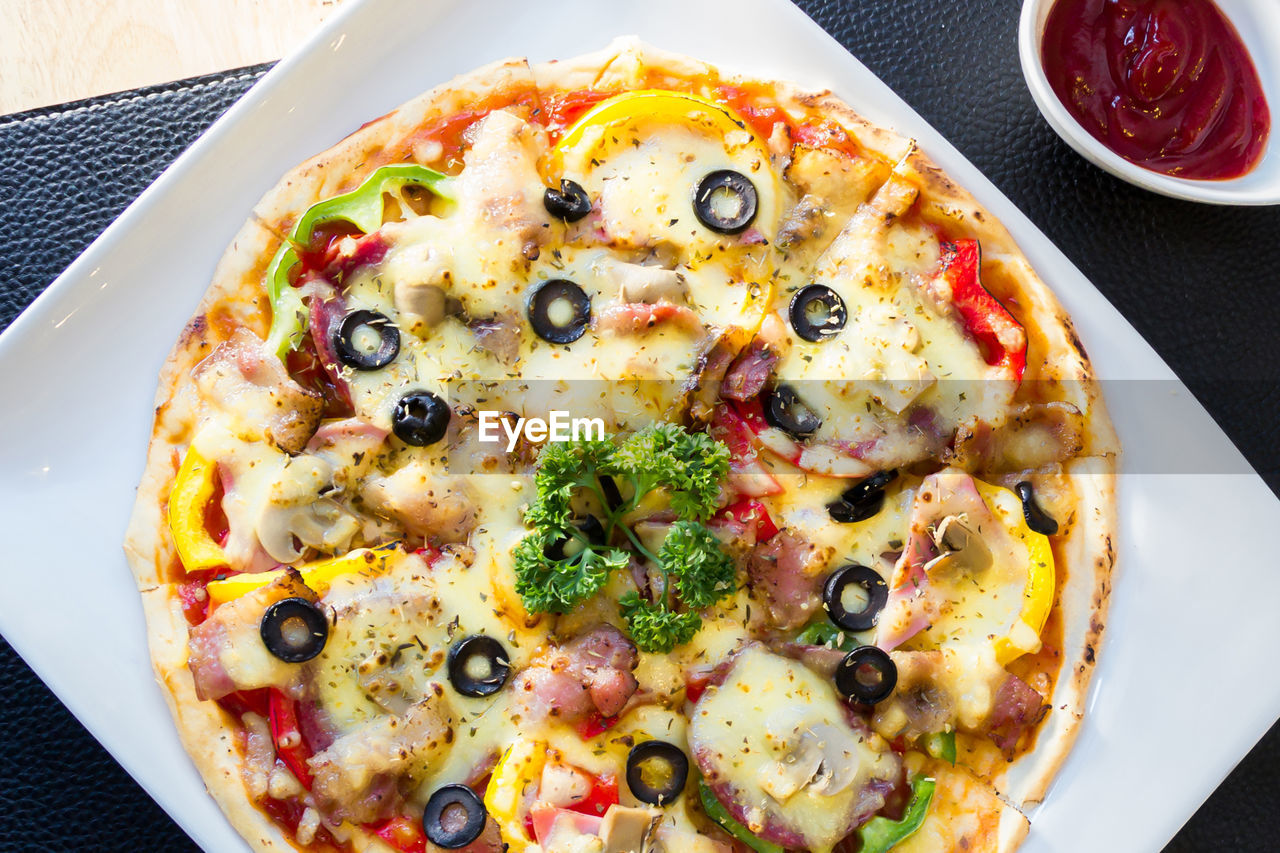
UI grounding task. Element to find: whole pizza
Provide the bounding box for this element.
[125,39,1118,853]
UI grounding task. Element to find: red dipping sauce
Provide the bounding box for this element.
[1042,0,1270,180]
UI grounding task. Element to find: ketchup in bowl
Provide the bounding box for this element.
[1042,0,1270,180]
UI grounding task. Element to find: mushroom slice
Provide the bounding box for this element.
[602,257,688,304]
[925,515,993,575]
[599,805,661,853]
[256,455,360,563]
[759,711,860,802]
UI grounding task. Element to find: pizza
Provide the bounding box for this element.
[124,39,1118,853]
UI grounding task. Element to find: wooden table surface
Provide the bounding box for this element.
[0,0,349,115]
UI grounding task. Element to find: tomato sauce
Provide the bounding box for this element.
[716,83,863,159]
[413,88,540,171]
[537,88,614,142]
[1042,0,1270,179]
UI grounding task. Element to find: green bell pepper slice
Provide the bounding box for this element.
[698,781,784,853]
[265,163,452,359]
[265,245,305,358]
[857,775,936,853]
[794,618,858,651]
[922,730,957,765]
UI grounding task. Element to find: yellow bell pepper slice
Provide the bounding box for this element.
[167,446,229,572]
[554,89,763,157]
[485,738,547,853]
[205,545,400,605]
[973,480,1055,666]
[552,89,778,218]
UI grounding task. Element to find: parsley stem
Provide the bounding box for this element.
[620,524,672,609]
[621,524,660,566]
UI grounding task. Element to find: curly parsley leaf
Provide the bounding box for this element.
[512,529,628,614]
[613,423,730,521]
[512,423,736,649]
[659,521,737,610]
[523,438,617,531]
[619,590,702,654]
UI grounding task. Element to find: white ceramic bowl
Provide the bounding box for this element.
[1019,0,1280,204]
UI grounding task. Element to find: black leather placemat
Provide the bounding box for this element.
[1,2,1277,849]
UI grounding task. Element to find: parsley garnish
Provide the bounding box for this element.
[514,423,734,652]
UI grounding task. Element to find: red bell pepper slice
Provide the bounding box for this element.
[371,816,428,853]
[574,712,619,740]
[217,688,270,720]
[571,774,620,818]
[268,689,314,790]
[522,771,620,840]
[708,404,784,496]
[940,240,1027,381]
[684,671,713,705]
[714,498,780,543]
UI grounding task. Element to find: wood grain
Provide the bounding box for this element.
[0,0,348,114]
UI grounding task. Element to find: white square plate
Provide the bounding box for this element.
[2,1,1276,850]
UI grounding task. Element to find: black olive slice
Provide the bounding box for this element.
[789,284,847,342]
[447,635,511,698]
[1015,481,1059,536]
[764,384,822,439]
[834,645,897,705]
[822,564,889,632]
[599,475,624,511]
[528,279,591,344]
[260,598,329,663]
[423,784,487,849]
[392,390,450,447]
[827,469,898,524]
[544,515,607,562]
[626,740,689,806]
[693,170,758,234]
[544,179,592,222]
[827,492,885,524]
[334,309,399,370]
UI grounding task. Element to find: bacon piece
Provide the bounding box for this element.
[453,110,551,258]
[470,311,523,365]
[770,642,848,679]
[304,417,388,456]
[682,326,751,425]
[949,401,1086,473]
[326,231,389,279]
[875,469,993,651]
[513,625,639,724]
[986,672,1050,757]
[361,462,477,544]
[721,338,778,401]
[186,570,317,701]
[594,302,704,336]
[747,531,834,631]
[708,404,783,498]
[307,689,456,825]
[868,649,1047,756]
[193,328,323,453]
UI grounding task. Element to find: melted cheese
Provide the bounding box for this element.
[176,84,1049,851]
[191,425,289,571]
[314,544,548,731]
[905,485,1038,657]
[690,646,897,853]
[765,195,1015,469]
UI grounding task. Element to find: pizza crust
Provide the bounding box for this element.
[124,37,1119,853]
